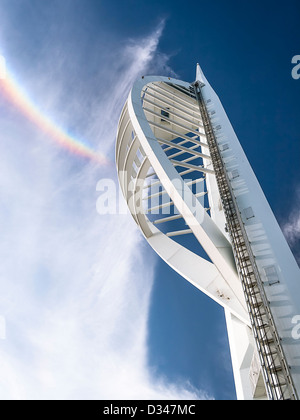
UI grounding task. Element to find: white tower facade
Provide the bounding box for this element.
[115,64,300,400]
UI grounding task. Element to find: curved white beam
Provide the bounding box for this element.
[116,76,249,323]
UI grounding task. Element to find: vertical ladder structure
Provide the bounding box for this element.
[115,64,300,400]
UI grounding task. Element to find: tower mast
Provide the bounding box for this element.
[193,65,297,400]
[115,64,300,399]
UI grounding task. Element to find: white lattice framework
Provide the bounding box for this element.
[115,66,300,400]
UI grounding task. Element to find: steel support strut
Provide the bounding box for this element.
[193,81,298,400]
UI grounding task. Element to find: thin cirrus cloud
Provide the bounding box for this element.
[282,188,300,265]
[0,20,209,400]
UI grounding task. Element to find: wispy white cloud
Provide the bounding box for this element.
[282,188,300,264]
[0,19,209,400]
[284,213,300,245]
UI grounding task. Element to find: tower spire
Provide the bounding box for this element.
[196,62,205,84]
[116,68,300,400]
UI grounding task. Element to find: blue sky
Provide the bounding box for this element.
[0,0,299,400]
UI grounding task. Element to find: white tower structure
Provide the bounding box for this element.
[115,64,300,400]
